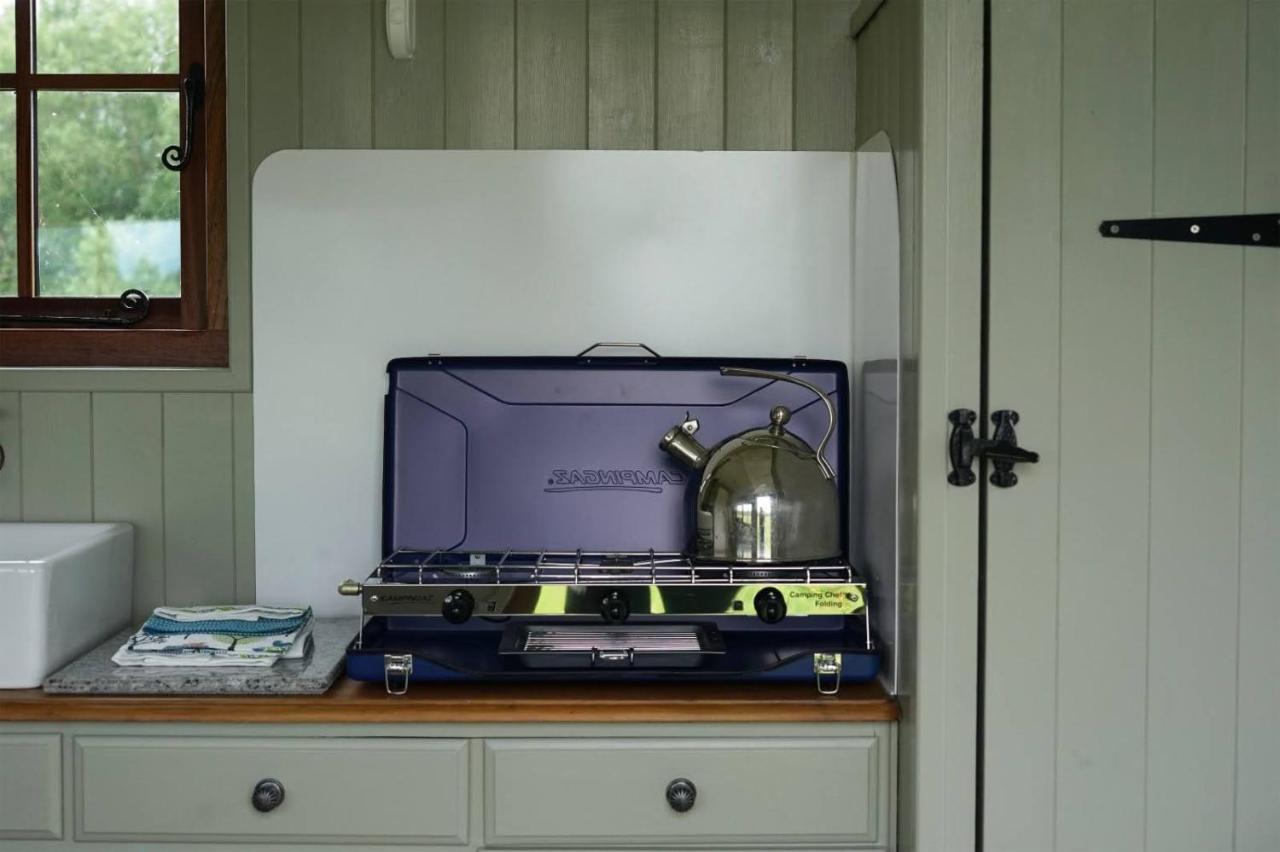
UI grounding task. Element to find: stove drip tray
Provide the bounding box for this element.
[499,623,725,669]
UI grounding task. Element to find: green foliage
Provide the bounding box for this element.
[0,0,180,298]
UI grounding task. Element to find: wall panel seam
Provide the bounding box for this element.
[790,0,797,150]
[442,0,449,145]
[16,392,23,519]
[721,0,728,149]
[1141,5,1156,849]
[506,0,512,148]
[230,391,239,603]
[653,0,660,149]
[87,393,95,520]
[296,0,303,147]
[1052,2,1065,844]
[159,393,168,604]
[369,0,377,148]
[1229,7,1251,849]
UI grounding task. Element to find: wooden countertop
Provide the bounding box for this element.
[0,678,898,724]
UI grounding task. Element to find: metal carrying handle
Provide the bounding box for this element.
[576,342,662,358]
[720,367,837,480]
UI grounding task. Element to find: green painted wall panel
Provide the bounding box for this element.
[248,0,301,173]
[92,394,166,622]
[19,393,92,522]
[8,0,860,610]
[657,0,725,150]
[588,0,657,149]
[517,0,588,149]
[162,394,236,606]
[232,392,256,604]
[0,393,19,521]
[795,0,856,150]
[446,0,517,149]
[301,0,374,149]
[374,0,446,148]
[725,0,794,150]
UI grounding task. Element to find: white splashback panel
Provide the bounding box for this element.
[253,150,854,615]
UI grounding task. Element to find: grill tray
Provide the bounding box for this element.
[499,623,725,669]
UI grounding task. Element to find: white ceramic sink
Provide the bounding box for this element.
[0,523,133,688]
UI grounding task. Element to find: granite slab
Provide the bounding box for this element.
[43,618,357,695]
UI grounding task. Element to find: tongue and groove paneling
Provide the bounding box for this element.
[1146,2,1248,846]
[656,0,725,150]
[375,0,446,149]
[247,0,301,170]
[588,0,658,149]
[17,394,92,522]
[516,0,589,149]
[90,394,166,622]
[299,0,374,149]
[1236,6,1280,850]
[446,0,517,149]
[725,0,794,151]
[0,393,20,521]
[985,0,1276,848]
[2,0,860,624]
[983,3,1062,849]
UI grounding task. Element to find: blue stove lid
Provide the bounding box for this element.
[382,355,849,556]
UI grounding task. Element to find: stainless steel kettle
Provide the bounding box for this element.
[658,367,840,563]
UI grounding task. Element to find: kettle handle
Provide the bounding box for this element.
[720,367,837,480]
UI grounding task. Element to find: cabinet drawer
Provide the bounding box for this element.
[74,736,468,844]
[485,737,883,847]
[0,733,62,840]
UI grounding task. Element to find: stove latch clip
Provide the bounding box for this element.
[383,653,414,695]
[813,653,843,695]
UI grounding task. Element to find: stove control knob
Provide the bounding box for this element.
[754,587,787,624]
[442,589,474,624]
[601,590,630,624]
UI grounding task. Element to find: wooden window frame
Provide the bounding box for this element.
[0,0,227,368]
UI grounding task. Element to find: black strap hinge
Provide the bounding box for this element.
[948,409,1039,488]
[1099,213,1279,248]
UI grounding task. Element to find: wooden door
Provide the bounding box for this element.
[983,1,1279,850]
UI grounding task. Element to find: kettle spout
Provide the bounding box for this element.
[659,421,709,471]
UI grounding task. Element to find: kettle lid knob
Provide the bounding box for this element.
[769,405,792,433]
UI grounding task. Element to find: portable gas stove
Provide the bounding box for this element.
[340,350,879,694]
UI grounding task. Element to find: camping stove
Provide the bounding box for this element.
[340,351,880,694]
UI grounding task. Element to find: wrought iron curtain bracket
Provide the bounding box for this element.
[1099,214,1280,247]
[0,289,151,326]
[161,62,205,172]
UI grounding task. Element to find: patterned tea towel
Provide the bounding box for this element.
[111,606,314,668]
[142,605,312,637]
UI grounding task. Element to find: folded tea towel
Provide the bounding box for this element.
[142,605,312,637]
[111,606,314,668]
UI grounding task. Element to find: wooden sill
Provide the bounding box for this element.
[0,328,229,368]
[0,678,900,724]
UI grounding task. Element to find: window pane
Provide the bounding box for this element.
[0,94,13,296]
[36,0,178,74]
[0,3,14,72]
[37,92,180,297]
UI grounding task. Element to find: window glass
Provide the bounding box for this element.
[37,91,180,296]
[0,3,14,72]
[36,0,178,74]
[0,93,13,296]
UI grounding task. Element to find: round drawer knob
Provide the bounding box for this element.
[666,777,697,813]
[251,778,286,813]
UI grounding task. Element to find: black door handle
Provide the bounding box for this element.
[948,409,1039,488]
